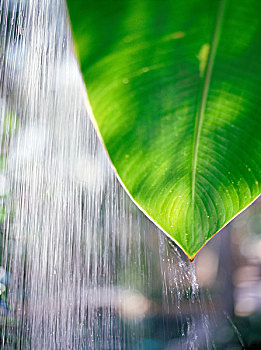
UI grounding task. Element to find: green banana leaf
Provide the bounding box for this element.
[66,0,261,260]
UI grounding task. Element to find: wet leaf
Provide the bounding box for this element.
[67,0,261,259]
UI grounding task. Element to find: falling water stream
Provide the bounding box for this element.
[0,0,241,349]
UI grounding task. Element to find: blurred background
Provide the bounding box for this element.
[0,1,260,349]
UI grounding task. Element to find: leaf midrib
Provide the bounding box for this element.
[191,0,227,235]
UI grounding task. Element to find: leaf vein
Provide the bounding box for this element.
[191,0,227,235]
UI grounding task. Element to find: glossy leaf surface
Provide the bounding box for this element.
[67,0,261,259]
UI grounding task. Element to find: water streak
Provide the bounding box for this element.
[0,0,223,349]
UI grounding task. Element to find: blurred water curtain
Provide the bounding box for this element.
[0,0,213,349]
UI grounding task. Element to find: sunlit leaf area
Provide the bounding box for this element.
[0,0,259,349]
